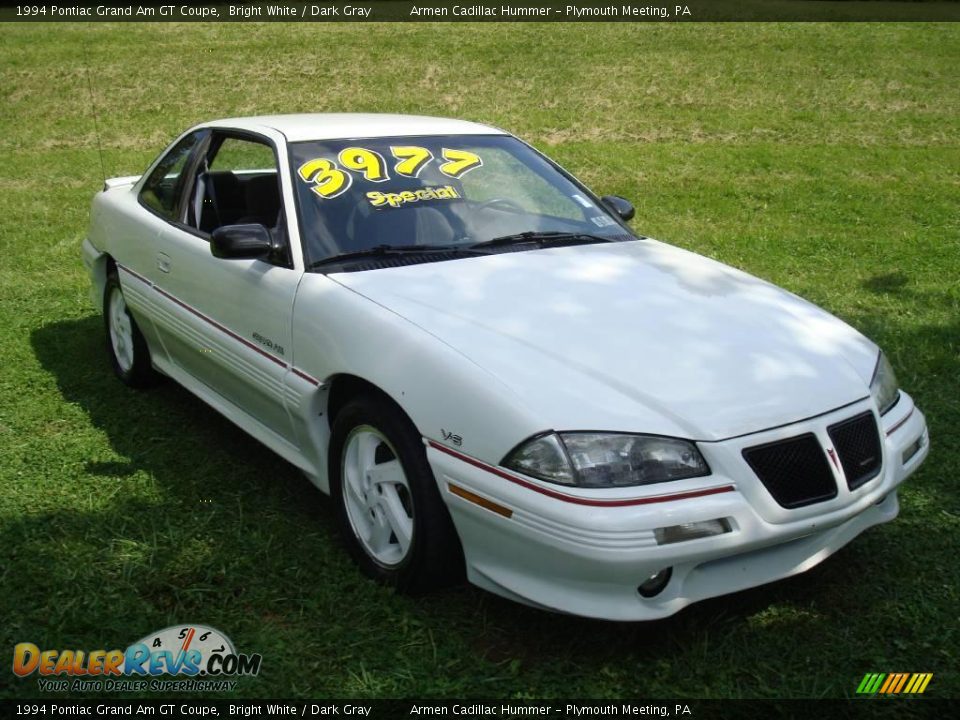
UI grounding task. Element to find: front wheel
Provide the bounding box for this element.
[103,269,161,388]
[329,395,463,592]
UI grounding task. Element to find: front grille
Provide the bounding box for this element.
[828,411,883,490]
[743,434,837,509]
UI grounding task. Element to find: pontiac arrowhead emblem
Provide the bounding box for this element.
[826,447,841,472]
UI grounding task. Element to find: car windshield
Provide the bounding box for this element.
[288,134,634,270]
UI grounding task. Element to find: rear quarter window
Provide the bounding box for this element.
[139,132,204,220]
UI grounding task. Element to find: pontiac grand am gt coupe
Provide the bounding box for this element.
[82,114,929,620]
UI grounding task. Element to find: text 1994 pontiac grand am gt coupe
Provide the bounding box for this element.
[82,114,929,620]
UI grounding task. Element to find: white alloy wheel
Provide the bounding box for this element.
[108,285,135,373]
[340,425,415,567]
[102,269,160,388]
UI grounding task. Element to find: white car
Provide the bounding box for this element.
[82,114,929,620]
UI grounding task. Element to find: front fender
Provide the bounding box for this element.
[291,272,545,467]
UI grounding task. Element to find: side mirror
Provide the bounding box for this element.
[210,224,274,260]
[600,195,635,222]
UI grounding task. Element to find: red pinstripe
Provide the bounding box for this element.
[116,263,321,384]
[885,407,914,437]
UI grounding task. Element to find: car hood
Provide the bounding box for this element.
[330,240,878,441]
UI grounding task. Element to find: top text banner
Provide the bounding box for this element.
[3,1,960,22]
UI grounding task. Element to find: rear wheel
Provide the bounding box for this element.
[329,395,463,592]
[103,269,160,388]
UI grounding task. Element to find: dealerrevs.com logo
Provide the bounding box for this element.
[13,624,262,693]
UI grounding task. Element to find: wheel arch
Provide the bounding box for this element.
[325,373,417,434]
[85,244,116,311]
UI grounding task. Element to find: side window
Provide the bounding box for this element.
[210,138,276,173]
[190,136,283,235]
[139,132,203,220]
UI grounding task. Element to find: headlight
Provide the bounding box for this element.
[870,351,900,415]
[503,432,710,488]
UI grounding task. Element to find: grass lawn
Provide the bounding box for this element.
[0,21,957,700]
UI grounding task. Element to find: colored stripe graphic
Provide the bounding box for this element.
[859,673,886,694]
[856,672,932,695]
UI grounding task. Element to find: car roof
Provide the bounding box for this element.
[201,113,508,142]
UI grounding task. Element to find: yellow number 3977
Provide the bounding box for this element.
[298,146,483,199]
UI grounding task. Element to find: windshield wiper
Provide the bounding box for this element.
[308,243,483,270]
[468,231,616,250]
[308,233,616,269]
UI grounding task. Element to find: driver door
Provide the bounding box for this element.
[151,131,301,444]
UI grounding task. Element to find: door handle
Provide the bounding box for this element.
[156,252,171,273]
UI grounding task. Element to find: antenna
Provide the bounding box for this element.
[81,33,107,185]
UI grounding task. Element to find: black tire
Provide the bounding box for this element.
[329,394,464,593]
[103,269,161,388]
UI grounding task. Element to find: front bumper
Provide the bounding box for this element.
[427,393,928,621]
